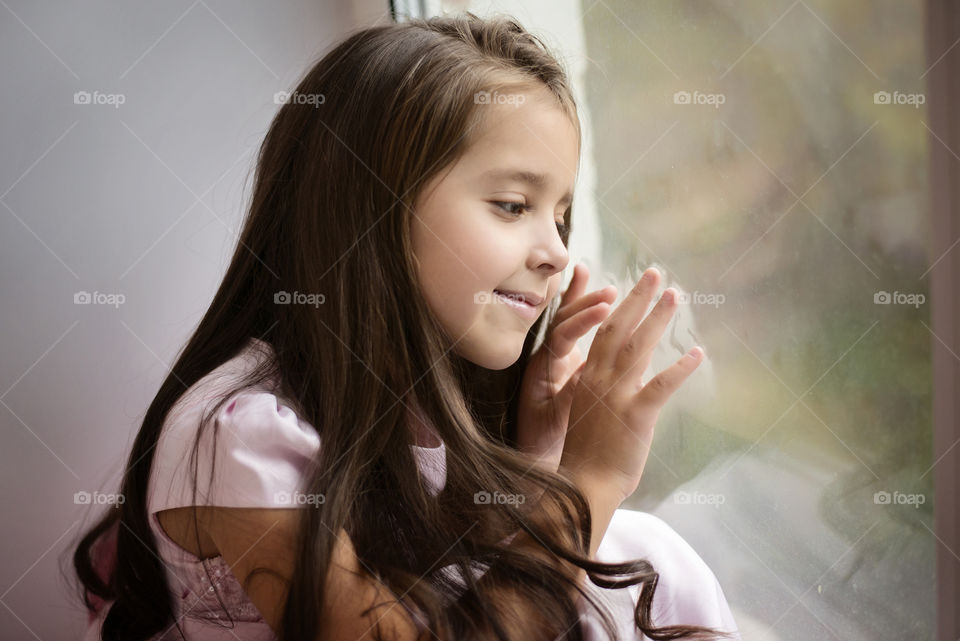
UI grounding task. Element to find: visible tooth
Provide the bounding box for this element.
[501,293,527,305]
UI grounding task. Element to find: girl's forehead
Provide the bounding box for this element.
[460,98,580,176]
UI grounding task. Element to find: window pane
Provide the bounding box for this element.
[580,2,932,639]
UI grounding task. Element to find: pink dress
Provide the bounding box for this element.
[82,338,739,641]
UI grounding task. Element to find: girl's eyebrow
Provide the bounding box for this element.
[482,168,574,208]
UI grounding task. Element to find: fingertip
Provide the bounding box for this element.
[567,263,583,286]
[685,346,704,362]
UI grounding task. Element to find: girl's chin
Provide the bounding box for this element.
[455,337,524,370]
[482,341,526,370]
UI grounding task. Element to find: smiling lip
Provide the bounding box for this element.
[493,289,545,307]
[493,289,544,321]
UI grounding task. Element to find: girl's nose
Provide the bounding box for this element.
[529,224,569,277]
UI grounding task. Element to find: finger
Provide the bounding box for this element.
[587,267,661,371]
[560,262,590,304]
[634,346,704,410]
[615,287,679,378]
[548,302,612,356]
[553,284,617,327]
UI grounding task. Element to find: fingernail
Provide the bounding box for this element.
[685,346,704,360]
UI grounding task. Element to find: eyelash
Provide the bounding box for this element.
[494,201,570,238]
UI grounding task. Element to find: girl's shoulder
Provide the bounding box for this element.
[148,338,322,513]
[160,337,281,429]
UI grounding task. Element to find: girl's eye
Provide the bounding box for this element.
[494,201,528,216]
[494,201,569,238]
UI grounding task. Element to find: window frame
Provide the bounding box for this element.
[926,2,960,640]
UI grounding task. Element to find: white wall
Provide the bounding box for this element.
[0,2,389,638]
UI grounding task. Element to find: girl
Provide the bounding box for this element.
[73,12,740,641]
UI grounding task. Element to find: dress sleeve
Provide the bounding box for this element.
[149,389,322,512]
[588,509,741,639]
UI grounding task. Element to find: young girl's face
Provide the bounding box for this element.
[411,85,577,370]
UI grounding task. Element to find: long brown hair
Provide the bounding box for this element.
[72,12,732,641]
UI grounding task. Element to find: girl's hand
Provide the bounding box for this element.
[559,267,704,501]
[515,263,618,473]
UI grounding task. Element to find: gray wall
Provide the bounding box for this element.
[0,2,389,638]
